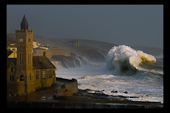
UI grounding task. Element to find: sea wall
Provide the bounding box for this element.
[56,78,78,96]
[33,47,70,58]
[51,47,70,56]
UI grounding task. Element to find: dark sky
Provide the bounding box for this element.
[7,5,163,48]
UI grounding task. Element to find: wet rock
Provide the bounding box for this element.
[52,55,81,68]
[95,91,103,94]
[111,90,118,93]
[123,91,128,94]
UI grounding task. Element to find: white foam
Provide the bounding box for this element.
[54,45,163,103]
[106,45,156,74]
[55,65,163,103]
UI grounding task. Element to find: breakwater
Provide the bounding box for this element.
[56,77,78,96]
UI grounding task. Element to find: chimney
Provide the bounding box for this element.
[43,51,46,56]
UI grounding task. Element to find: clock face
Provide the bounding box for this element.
[20,38,23,42]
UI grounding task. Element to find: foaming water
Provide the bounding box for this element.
[54,45,163,103]
[106,45,157,75]
[55,64,163,103]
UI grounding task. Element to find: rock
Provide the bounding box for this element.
[111,90,118,93]
[95,91,103,94]
[123,91,128,94]
[77,47,105,62]
[52,55,81,68]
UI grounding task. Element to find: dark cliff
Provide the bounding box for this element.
[52,52,87,68]
[77,47,105,62]
[7,33,117,66]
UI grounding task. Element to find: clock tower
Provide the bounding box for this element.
[15,15,35,93]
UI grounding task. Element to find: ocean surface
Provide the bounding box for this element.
[54,45,163,103]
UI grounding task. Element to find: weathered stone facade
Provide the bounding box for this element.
[7,15,56,94]
[56,78,78,96]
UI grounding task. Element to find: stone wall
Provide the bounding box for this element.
[33,47,70,58]
[56,78,78,96]
[41,69,56,88]
[34,69,56,89]
[7,81,25,94]
[50,47,70,56]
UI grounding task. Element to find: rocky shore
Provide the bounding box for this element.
[52,52,88,68]
[53,89,163,108]
[7,78,163,109]
[7,88,163,109]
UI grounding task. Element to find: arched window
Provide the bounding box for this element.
[12,75,14,81]
[20,74,24,81]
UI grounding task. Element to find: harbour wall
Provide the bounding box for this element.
[56,77,78,96]
[33,47,70,58]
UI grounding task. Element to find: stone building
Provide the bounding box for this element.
[33,46,70,59]
[7,15,56,94]
[7,44,17,52]
[68,40,79,46]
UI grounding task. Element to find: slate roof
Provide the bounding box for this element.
[32,56,56,69]
[7,56,56,69]
[20,15,28,29]
[7,51,13,57]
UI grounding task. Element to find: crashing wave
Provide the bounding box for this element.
[106,45,156,74]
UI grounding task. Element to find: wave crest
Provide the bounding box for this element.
[106,45,156,74]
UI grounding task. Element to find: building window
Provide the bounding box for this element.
[28,54,29,64]
[46,70,49,79]
[50,70,53,78]
[20,75,24,81]
[52,70,54,77]
[20,54,21,64]
[30,74,31,80]
[36,71,39,79]
[12,75,14,81]
[49,70,51,78]
[42,70,46,79]
[10,75,14,81]
[52,70,54,78]
[11,67,13,72]
[49,70,50,78]
[22,53,23,64]
[10,75,11,81]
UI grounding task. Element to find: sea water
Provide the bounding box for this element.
[54,45,163,103]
